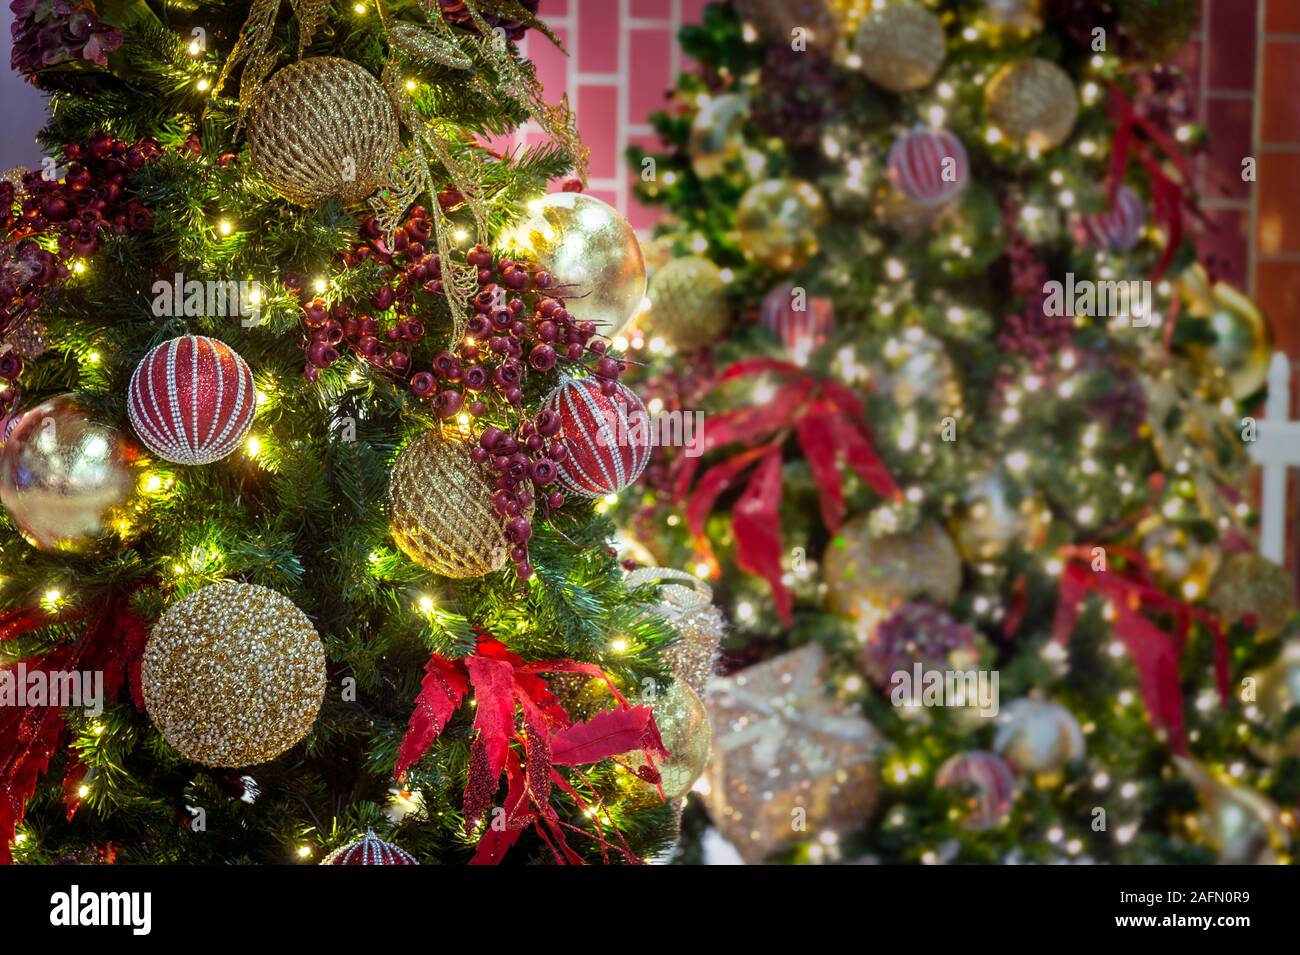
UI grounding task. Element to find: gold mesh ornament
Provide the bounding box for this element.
[985,58,1078,150]
[645,257,730,353]
[1208,553,1296,639]
[247,57,399,206]
[141,581,327,768]
[388,429,528,578]
[852,3,947,93]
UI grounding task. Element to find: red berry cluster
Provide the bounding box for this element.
[0,131,159,392]
[472,410,571,580]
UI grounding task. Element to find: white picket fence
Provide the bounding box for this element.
[1249,353,1299,565]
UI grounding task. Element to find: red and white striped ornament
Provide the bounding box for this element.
[127,335,255,466]
[888,126,969,208]
[1081,184,1146,252]
[541,376,651,499]
[320,829,418,865]
[936,751,1015,831]
[759,283,835,363]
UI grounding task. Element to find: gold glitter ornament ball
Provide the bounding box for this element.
[645,256,730,352]
[626,566,725,697]
[984,59,1078,151]
[735,178,828,272]
[247,57,398,207]
[824,518,963,618]
[388,429,528,578]
[0,395,145,555]
[1209,553,1296,638]
[142,582,327,767]
[852,3,947,93]
[510,193,646,337]
[635,680,711,800]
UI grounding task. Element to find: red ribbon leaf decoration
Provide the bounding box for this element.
[732,448,791,625]
[550,705,661,767]
[795,404,847,532]
[394,655,468,779]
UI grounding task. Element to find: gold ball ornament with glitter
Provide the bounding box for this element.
[1180,264,1273,402]
[1174,756,1289,864]
[1209,553,1295,638]
[633,680,711,800]
[688,93,750,180]
[985,59,1078,150]
[824,518,963,618]
[645,256,730,352]
[142,582,327,767]
[388,429,528,578]
[1138,518,1220,598]
[246,57,398,207]
[949,469,1050,563]
[510,193,646,337]
[982,0,1043,34]
[0,395,145,555]
[626,566,725,697]
[735,178,828,272]
[852,3,946,93]
[994,699,1085,774]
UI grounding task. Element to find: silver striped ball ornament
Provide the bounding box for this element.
[127,335,255,465]
[888,126,970,208]
[936,751,1015,831]
[759,283,834,362]
[321,829,418,865]
[540,376,651,499]
[1081,184,1146,252]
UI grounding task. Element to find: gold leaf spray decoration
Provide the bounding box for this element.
[213,0,331,130]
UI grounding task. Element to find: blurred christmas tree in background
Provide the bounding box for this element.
[621,0,1300,864]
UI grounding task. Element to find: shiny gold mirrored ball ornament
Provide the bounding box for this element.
[852,3,947,93]
[388,429,529,578]
[689,93,750,180]
[735,178,827,272]
[247,57,398,206]
[1138,517,1220,598]
[1180,264,1273,402]
[824,518,963,617]
[142,581,327,767]
[950,469,1051,563]
[510,193,646,337]
[1174,756,1289,864]
[881,329,962,410]
[645,256,730,352]
[0,395,145,554]
[985,58,1078,150]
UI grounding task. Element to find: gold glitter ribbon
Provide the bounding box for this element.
[214,0,330,129]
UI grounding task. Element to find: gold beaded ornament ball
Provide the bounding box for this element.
[645,256,730,352]
[142,581,327,768]
[824,517,964,618]
[1209,553,1294,637]
[984,58,1078,150]
[247,57,398,206]
[388,429,529,578]
[852,3,947,94]
[735,178,828,272]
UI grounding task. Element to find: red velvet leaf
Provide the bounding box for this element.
[550,705,659,766]
[795,405,846,532]
[732,449,791,625]
[394,654,469,779]
[685,445,772,572]
[465,654,518,785]
[829,411,902,501]
[469,756,532,865]
[1114,604,1187,752]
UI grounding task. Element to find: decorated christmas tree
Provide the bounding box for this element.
[0,0,704,865]
[624,0,1299,864]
